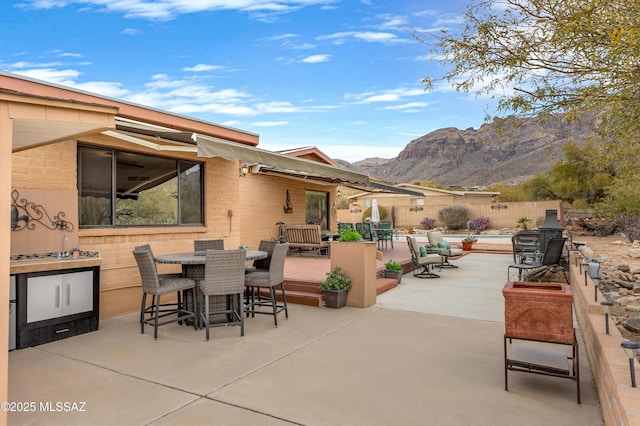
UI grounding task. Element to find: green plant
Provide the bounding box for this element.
[438,205,470,229]
[339,227,363,241]
[320,267,352,291]
[473,216,491,231]
[462,236,478,243]
[517,217,532,230]
[385,260,402,271]
[362,205,388,222]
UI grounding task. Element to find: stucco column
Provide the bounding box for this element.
[330,241,378,308]
[0,100,12,423]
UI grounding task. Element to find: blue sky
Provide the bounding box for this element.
[0,0,493,162]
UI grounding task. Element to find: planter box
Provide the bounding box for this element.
[502,281,573,344]
[462,242,473,250]
[384,270,402,284]
[322,289,349,308]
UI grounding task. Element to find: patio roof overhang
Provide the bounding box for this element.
[105,118,423,196]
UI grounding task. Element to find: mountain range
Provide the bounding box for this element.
[335,115,597,187]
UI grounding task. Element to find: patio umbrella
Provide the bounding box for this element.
[371,199,381,224]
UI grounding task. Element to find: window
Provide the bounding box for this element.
[305,190,328,230]
[77,146,203,227]
[411,198,425,206]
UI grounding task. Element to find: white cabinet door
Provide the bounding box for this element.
[27,270,94,322]
[62,271,93,316]
[27,275,61,323]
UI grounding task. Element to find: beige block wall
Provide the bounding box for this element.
[570,259,640,425]
[337,199,563,231]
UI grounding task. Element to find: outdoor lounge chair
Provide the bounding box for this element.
[507,237,568,283]
[407,236,444,278]
[427,231,463,268]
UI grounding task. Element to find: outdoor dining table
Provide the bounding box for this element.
[155,249,268,324]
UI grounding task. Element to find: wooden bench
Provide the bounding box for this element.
[285,225,329,256]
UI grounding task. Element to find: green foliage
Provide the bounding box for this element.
[385,260,402,271]
[517,217,532,230]
[320,267,352,291]
[438,205,470,229]
[415,0,640,218]
[362,205,388,222]
[338,227,363,241]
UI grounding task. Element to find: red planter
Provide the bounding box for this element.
[502,281,573,344]
[462,242,473,250]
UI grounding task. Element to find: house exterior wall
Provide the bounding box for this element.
[10,136,340,319]
[238,173,337,249]
[10,134,247,318]
[0,99,12,423]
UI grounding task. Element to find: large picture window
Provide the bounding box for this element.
[78,145,203,227]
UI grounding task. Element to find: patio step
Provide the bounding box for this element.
[376,277,398,295]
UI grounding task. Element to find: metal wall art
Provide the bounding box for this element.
[10,189,74,231]
[283,189,293,213]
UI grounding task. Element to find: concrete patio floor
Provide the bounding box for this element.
[8,252,604,425]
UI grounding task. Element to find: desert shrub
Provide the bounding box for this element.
[473,216,491,231]
[437,205,470,230]
[362,205,388,222]
[420,217,436,229]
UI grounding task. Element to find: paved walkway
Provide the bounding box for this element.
[8,253,603,425]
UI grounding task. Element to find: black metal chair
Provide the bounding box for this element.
[507,238,568,282]
[511,230,541,263]
[132,245,197,340]
[244,243,289,327]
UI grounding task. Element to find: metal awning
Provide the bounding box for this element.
[195,134,369,185]
[104,118,424,196]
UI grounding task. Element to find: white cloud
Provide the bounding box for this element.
[251,120,289,127]
[382,102,428,111]
[183,64,224,72]
[318,31,407,44]
[346,86,426,104]
[302,54,331,63]
[23,0,337,21]
[121,28,140,35]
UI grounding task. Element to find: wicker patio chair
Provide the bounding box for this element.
[245,240,279,274]
[132,245,197,340]
[407,236,444,278]
[197,249,247,341]
[244,243,289,327]
[427,231,463,268]
[194,239,224,252]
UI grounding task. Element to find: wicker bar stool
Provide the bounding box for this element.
[198,249,247,341]
[132,245,197,339]
[244,243,289,327]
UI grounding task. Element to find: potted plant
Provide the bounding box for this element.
[338,227,363,241]
[384,260,403,284]
[320,267,352,308]
[461,235,477,250]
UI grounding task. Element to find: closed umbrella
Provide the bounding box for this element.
[371,199,381,224]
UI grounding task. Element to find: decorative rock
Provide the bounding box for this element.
[579,246,594,258]
[611,240,625,245]
[617,296,640,306]
[618,264,631,273]
[623,317,640,333]
[628,248,640,258]
[627,305,640,313]
[635,285,640,294]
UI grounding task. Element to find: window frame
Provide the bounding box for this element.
[77,144,204,228]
